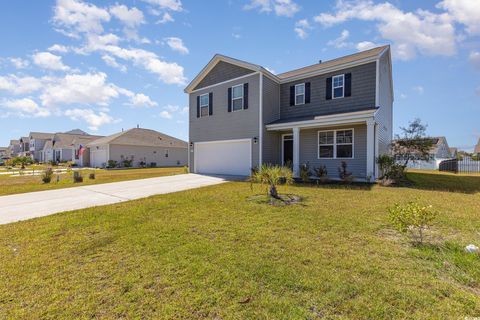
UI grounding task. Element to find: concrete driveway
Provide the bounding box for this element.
[0,174,229,225]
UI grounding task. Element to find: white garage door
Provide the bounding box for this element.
[90,149,107,168]
[195,139,251,176]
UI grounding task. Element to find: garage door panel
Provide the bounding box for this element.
[196,140,251,176]
[91,150,107,168]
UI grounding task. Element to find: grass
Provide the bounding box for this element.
[0,171,480,319]
[0,167,185,196]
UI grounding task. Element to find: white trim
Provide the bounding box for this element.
[193,138,252,175]
[317,128,355,160]
[292,127,300,177]
[281,133,293,165]
[189,72,259,94]
[375,59,379,106]
[332,74,345,99]
[366,118,376,180]
[259,73,263,167]
[266,109,377,131]
[294,83,305,105]
[199,93,210,118]
[231,83,244,112]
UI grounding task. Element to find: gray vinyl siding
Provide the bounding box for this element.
[189,73,261,171]
[279,62,376,119]
[262,75,281,165]
[298,124,367,179]
[376,54,394,155]
[109,144,187,167]
[194,61,255,90]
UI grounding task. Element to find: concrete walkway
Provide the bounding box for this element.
[0,174,229,225]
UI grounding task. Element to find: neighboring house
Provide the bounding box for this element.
[44,132,103,165]
[29,132,55,162]
[8,140,21,157]
[18,137,31,157]
[87,128,188,168]
[0,147,9,159]
[185,45,394,179]
[474,138,480,156]
[449,147,458,159]
[396,136,454,170]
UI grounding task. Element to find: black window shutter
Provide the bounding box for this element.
[326,77,332,100]
[227,87,232,112]
[208,92,213,115]
[344,73,352,97]
[305,82,311,104]
[289,86,295,106]
[243,83,249,109]
[196,96,200,118]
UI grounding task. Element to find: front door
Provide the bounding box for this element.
[283,134,293,166]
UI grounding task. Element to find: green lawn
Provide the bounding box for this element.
[0,167,185,196]
[1,171,480,319]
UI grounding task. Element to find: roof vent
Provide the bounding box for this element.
[318,60,322,64]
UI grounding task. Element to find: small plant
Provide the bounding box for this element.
[89,172,95,180]
[338,161,354,183]
[139,160,146,168]
[123,159,133,167]
[250,164,293,200]
[183,166,189,174]
[73,171,83,183]
[41,167,53,184]
[299,162,311,183]
[389,201,437,244]
[314,165,329,184]
[11,156,33,169]
[376,155,406,185]
[107,160,117,168]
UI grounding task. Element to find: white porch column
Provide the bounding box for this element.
[292,127,300,177]
[366,118,376,181]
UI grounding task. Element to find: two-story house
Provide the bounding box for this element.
[29,132,55,162]
[185,45,393,180]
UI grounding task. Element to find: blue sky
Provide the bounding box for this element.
[0,0,479,150]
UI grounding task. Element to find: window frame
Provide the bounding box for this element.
[199,93,209,118]
[294,83,305,106]
[332,74,345,99]
[165,149,169,158]
[231,84,244,112]
[317,128,354,159]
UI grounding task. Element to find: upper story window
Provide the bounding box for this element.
[318,129,354,159]
[295,83,305,105]
[200,93,209,117]
[232,84,244,111]
[332,74,344,99]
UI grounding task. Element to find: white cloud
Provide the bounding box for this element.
[9,57,29,69]
[64,108,117,130]
[141,0,182,12]
[399,93,407,99]
[32,52,70,71]
[109,4,145,28]
[156,12,174,24]
[128,93,158,107]
[265,67,276,74]
[48,44,69,53]
[327,29,350,48]
[0,98,50,118]
[164,37,189,55]
[437,0,480,35]
[53,0,110,36]
[314,0,457,60]
[469,51,480,71]
[159,110,172,119]
[101,55,127,72]
[413,86,424,94]
[356,41,378,51]
[294,19,311,39]
[0,75,43,95]
[244,0,300,17]
[232,33,242,39]
[180,106,188,115]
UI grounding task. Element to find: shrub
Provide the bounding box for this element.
[139,161,146,168]
[299,162,311,183]
[41,167,53,184]
[314,165,329,183]
[376,155,406,185]
[338,161,354,183]
[123,159,133,167]
[89,172,95,180]
[73,171,83,183]
[107,160,117,168]
[250,164,293,199]
[183,166,189,174]
[389,201,437,244]
[11,156,33,169]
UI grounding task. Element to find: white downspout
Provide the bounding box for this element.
[258,73,263,168]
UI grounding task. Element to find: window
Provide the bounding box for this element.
[332,74,344,99]
[232,84,244,111]
[318,129,354,159]
[200,93,209,117]
[295,83,305,105]
[165,149,169,158]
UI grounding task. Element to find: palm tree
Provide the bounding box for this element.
[251,164,293,199]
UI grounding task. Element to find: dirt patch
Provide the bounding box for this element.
[247,194,302,206]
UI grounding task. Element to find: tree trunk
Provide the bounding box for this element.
[269,184,279,199]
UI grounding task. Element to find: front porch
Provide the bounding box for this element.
[265,110,378,181]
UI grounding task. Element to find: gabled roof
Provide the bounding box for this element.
[64,129,89,135]
[87,128,187,148]
[184,45,391,93]
[29,132,55,140]
[9,139,19,145]
[52,133,103,149]
[20,136,30,143]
